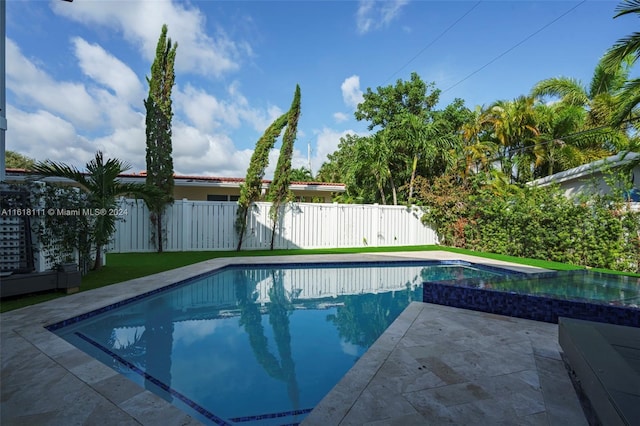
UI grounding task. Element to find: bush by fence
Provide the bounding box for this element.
[419,175,640,273]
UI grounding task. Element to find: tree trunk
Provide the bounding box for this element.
[389,173,398,205]
[93,243,102,270]
[237,204,253,251]
[374,171,386,204]
[378,184,386,205]
[408,154,418,202]
[156,210,164,253]
[237,210,247,251]
[270,206,279,251]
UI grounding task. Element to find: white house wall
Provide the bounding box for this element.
[558,164,640,199]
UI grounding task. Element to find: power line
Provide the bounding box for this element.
[383,1,482,84]
[443,0,587,94]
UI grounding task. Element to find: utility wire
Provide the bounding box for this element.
[443,0,587,93]
[383,1,482,84]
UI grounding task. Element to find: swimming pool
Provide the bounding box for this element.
[47,260,513,425]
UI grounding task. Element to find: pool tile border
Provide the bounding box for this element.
[74,332,232,425]
[423,281,640,327]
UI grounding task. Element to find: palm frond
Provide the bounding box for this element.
[114,183,163,205]
[592,54,633,96]
[530,77,588,106]
[611,78,640,126]
[602,1,640,70]
[602,35,640,73]
[31,160,91,191]
[614,0,640,18]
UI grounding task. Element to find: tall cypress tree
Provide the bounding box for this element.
[235,114,288,250]
[145,24,177,253]
[268,85,301,250]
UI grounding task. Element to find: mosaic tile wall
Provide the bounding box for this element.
[423,282,640,328]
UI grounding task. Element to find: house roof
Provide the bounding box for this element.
[4,169,346,193]
[527,152,640,187]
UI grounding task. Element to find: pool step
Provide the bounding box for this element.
[559,317,640,426]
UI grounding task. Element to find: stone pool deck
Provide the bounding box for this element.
[303,302,586,425]
[1,251,586,425]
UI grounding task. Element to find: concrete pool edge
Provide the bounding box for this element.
[1,251,550,425]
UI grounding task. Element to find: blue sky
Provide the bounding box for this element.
[6,0,636,178]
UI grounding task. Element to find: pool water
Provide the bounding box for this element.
[49,261,510,425]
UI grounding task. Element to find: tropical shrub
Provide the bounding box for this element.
[418,172,640,273]
[1,181,93,273]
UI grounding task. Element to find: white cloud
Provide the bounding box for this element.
[175,83,285,136]
[176,84,241,133]
[333,112,349,123]
[341,340,360,356]
[7,36,152,172]
[6,39,103,130]
[171,121,254,177]
[356,0,409,34]
[174,320,219,346]
[310,127,365,175]
[72,37,145,105]
[51,0,250,77]
[341,75,364,109]
[6,106,94,165]
[238,104,285,134]
[89,122,147,171]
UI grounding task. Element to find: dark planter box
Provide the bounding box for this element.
[1,271,58,298]
[58,263,79,273]
[1,267,81,298]
[56,269,81,294]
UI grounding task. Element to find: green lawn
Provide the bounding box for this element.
[1,245,632,314]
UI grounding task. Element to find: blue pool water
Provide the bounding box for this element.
[48,261,512,425]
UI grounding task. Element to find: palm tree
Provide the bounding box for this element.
[532,103,612,177]
[398,113,428,202]
[483,96,540,182]
[289,167,314,182]
[397,113,457,201]
[460,106,498,178]
[32,151,161,270]
[531,56,632,149]
[354,133,396,204]
[602,0,640,126]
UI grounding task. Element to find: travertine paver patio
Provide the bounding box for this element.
[303,301,586,425]
[1,252,586,425]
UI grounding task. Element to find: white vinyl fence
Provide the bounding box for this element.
[108,199,439,253]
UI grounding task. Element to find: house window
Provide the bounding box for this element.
[207,194,240,202]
